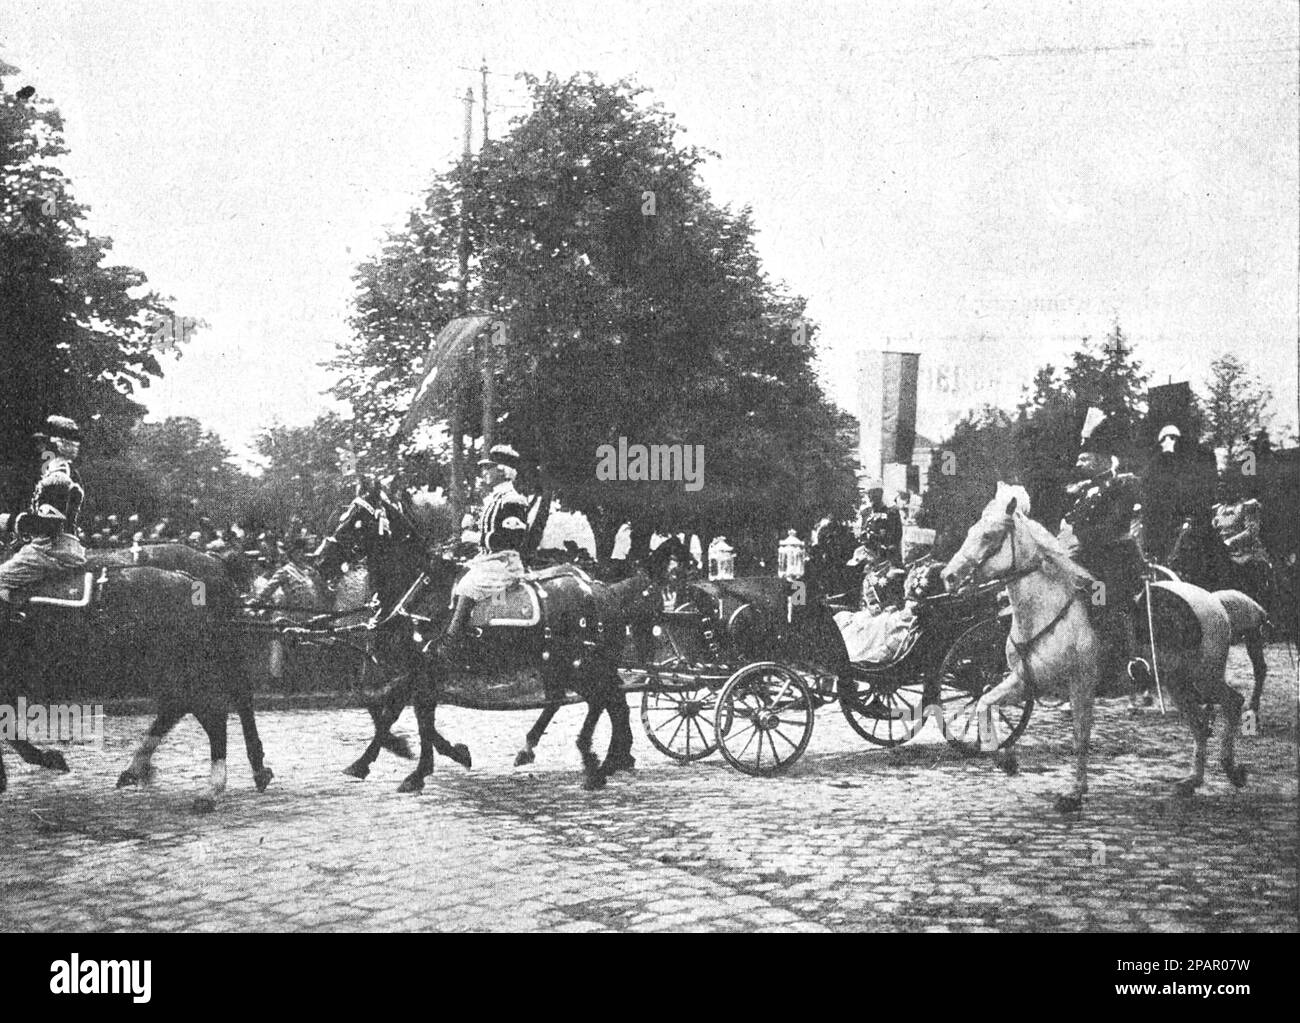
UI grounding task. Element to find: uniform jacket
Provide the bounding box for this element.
[478,481,530,556]
[859,503,903,563]
[28,456,84,537]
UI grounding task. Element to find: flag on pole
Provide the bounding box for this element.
[398,314,495,438]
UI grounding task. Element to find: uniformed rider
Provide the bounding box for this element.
[858,480,903,565]
[0,416,88,612]
[434,444,532,663]
[1057,411,1152,691]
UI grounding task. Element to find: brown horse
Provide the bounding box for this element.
[318,479,638,791]
[943,484,1244,813]
[1,563,271,812]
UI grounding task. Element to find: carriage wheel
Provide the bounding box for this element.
[640,686,720,762]
[713,663,815,776]
[838,674,928,747]
[935,617,1033,754]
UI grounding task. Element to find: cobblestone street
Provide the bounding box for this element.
[2,645,1296,932]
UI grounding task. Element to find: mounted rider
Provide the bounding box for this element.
[435,444,532,662]
[858,479,903,566]
[1056,409,1152,692]
[0,416,87,613]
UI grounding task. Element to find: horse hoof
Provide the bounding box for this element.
[513,748,535,767]
[606,754,637,775]
[994,751,1019,776]
[449,744,472,769]
[116,770,139,789]
[1226,764,1249,788]
[1173,779,1199,798]
[253,767,274,793]
[341,761,370,780]
[192,796,217,815]
[44,751,70,773]
[396,775,425,794]
[582,773,607,792]
[1053,793,1083,814]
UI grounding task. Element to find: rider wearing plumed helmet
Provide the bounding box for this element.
[1057,409,1151,692]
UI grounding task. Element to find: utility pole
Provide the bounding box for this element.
[480,60,490,148]
[449,85,475,527]
[478,62,495,452]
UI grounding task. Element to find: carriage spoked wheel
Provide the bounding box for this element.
[838,674,928,747]
[935,616,1033,755]
[640,686,720,762]
[713,662,815,776]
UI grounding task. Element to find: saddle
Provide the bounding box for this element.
[464,563,598,630]
[16,568,104,610]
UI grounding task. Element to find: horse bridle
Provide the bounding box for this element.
[963,513,1082,696]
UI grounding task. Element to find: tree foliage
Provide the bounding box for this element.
[331,73,858,557]
[0,75,173,511]
[1201,353,1275,461]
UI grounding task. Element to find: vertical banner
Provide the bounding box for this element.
[858,349,883,480]
[1146,381,1192,443]
[881,352,920,464]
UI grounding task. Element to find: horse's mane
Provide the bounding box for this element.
[1015,512,1095,588]
[984,482,1093,588]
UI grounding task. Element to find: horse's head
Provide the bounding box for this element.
[315,476,422,579]
[942,482,1032,593]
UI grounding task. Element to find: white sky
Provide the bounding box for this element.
[4,0,1298,457]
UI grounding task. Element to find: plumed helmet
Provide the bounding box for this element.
[1079,411,1125,455]
[41,415,81,441]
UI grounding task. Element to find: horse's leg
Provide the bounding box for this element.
[1057,668,1095,814]
[344,677,411,779]
[10,739,69,772]
[1244,630,1267,718]
[1211,675,1249,788]
[236,697,274,792]
[606,688,636,774]
[397,671,439,794]
[577,699,606,791]
[1,747,6,794]
[971,668,1026,772]
[515,705,559,766]
[193,708,228,814]
[117,702,185,788]
[1169,679,1209,797]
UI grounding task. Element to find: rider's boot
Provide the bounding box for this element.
[432,596,477,668]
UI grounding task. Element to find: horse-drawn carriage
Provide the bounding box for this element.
[627,570,1029,775]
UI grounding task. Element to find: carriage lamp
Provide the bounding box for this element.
[778,530,806,580]
[708,538,735,580]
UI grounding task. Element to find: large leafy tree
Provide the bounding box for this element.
[0,73,173,512]
[1201,353,1275,461]
[127,417,246,530]
[332,73,858,559]
[923,325,1150,543]
[252,412,360,536]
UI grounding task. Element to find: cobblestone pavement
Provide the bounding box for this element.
[2,645,1296,932]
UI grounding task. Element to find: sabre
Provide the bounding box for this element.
[1143,576,1166,714]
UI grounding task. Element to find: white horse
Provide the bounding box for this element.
[942,483,1245,813]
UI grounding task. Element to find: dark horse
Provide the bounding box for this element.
[1166,518,1275,715]
[316,478,642,791]
[1,563,271,812]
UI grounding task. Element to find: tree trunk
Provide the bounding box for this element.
[589,508,621,563]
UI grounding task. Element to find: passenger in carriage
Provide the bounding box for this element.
[434,443,532,664]
[0,416,88,614]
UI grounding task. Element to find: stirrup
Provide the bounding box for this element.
[1126,657,1152,687]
